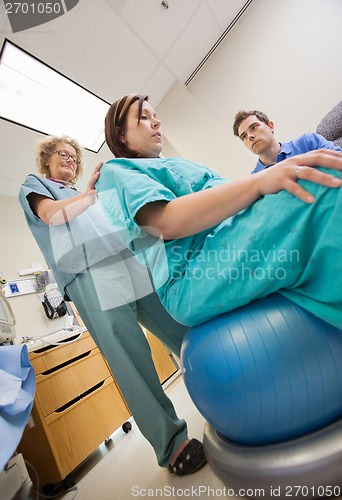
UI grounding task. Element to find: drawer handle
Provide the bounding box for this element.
[41,350,91,375]
[55,380,105,413]
[32,333,83,354]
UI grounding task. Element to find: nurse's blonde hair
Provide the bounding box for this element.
[35,135,84,184]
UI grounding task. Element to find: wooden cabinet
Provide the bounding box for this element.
[146,331,178,383]
[71,305,178,385]
[18,331,130,487]
[18,329,178,488]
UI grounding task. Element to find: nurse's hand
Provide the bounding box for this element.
[255,149,342,203]
[85,162,104,197]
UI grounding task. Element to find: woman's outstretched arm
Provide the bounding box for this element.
[29,162,103,225]
[136,150,342,240]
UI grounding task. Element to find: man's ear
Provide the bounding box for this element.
[268,120,275,133]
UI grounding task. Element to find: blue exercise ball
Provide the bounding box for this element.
[181,294,342,445]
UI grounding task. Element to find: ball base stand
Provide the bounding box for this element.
[204,419,342,500]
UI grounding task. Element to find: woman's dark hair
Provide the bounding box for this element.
[105,93,149,158]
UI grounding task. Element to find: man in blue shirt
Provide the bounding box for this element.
[232,110,342,173]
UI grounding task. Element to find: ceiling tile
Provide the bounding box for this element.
[205,0,252,31]
[102,0,125,10]
[164,2,221,82]
[118,0,203,58]
[140,64,177,107]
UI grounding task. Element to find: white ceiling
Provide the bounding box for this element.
[0,0,252,197]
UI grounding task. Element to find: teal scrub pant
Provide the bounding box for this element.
[65,254,189,467]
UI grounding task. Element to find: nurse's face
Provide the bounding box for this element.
[122,100,163,158]
[47,142,79,182]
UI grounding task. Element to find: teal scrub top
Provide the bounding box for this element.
[96,157,342,329]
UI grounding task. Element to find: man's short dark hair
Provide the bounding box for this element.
[233,110,270,137]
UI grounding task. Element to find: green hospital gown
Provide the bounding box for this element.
[96,157,342,329]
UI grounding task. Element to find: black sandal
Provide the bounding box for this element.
[168,438,207,476]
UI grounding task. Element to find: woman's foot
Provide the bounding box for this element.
[169,438,190,466]
[168,438,207,476]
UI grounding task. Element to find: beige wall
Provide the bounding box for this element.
[0,196,46,277]
[159,0,342,179]
[0,195,66,338]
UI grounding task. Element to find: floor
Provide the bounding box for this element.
[53,372,243,500]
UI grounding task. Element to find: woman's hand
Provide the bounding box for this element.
[85,161,104,197]
[255,149,342,203]
[31,162,105,225]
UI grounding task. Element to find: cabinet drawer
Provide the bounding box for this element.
[45,379,130,477]
[36,349,110,417]
[30,333,96,375]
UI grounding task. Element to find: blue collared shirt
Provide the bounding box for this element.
[252,132,342,173]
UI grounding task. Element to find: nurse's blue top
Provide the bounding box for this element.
[252,132,342,173]
[19,174,126,297]
[96,157,342,329]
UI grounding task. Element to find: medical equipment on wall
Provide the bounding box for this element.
[41,285,67,320]
[0,290,16,344]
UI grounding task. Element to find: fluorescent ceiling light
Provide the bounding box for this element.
[0,40,110,152]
